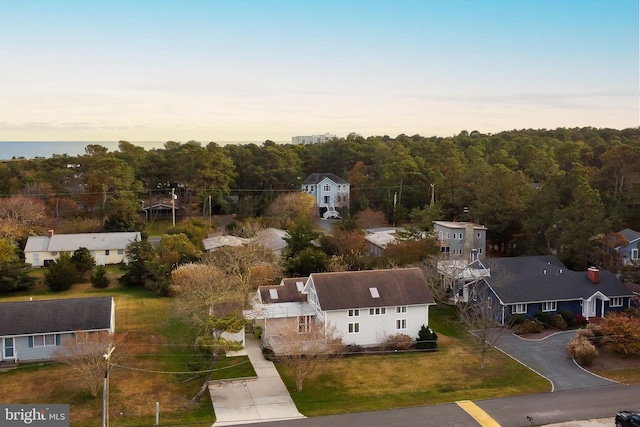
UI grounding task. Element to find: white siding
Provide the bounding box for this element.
[325,304,430,347]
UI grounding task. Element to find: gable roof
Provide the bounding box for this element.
[618,228,640,245]
[303,173,349,185]
[259,278,308,304]
[483,255,633,304]
[308,268,434,311]
[24,232,140,253]
[0,297,114,336]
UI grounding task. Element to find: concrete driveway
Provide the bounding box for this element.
[492,331,617,391]
[209,335,305,426]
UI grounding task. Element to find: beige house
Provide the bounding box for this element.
[24,231,141,267]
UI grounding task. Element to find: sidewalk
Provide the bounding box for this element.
[209,334,305,426]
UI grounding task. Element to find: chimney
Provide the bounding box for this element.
[587,267,600,284]
[463,223,474,261]
[47,229,54,237]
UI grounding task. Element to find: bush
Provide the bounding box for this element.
[566,334,599,366]
[90,266,110,288]
[573,313,588,327]
[385,333,414,351]
[515,319,544,334]
[416,325,438,350]
[600,313,640,356]
[70,247,96,281]
[559,309,574,326]
[533,312,567,330]
[44,253,77,291]
[506,314,527,326]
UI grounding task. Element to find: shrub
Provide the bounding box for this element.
[566,334,599,366]
[515,319,544,334]
[533,311,554,326]
[90,266,110,288]
[559,309,574,326]
[573,313,588,327]
[600,313,640,356]
[622,307,639,318]
[506,314,527,326]
[70,247,96,281]
[416,325,438,350]
[44,253,77,291]
[549,314,567,330]
[385,333,414,351]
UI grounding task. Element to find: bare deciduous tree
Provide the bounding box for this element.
[458,288,511,369]
[54,331,123,397]
[266,192,317,229]
[203,243,280,304]
[0,195,47,241]
[271,321,343,392]
[171,263,246,402]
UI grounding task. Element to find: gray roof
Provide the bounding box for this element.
[303,173,349,185]
[618,228,640,244]
[483,255,633,304]
[309,268,435,311]
[25,232,140,253]
[259,278,308,304]
[0,297,114,336]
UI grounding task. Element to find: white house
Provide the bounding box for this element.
[0,297,115,365]
[301,173,350,219]
[292,133,336,145]
[24,231,141,267]
[245,268,435,350]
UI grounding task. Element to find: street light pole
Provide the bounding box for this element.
[103,344,115,427]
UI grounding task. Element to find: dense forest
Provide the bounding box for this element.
[1,127,640,272]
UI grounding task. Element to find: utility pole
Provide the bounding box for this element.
[103,344,115,427]
[171,188,176,227]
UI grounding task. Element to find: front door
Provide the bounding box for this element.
[3,337,15,360]
[33,253,40,266]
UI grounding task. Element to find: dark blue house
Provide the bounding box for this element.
[475,255,634,324]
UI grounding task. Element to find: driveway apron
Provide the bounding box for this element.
[209,334,305,426]
[492,331,616,391]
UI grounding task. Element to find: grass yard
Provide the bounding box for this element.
[278,328,551,416]
[0,280,255,427]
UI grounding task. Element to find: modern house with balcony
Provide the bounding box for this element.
[302,173,350,219]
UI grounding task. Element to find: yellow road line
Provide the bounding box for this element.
[456,400,501,427]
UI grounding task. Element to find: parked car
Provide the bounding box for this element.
[616,411,640,427]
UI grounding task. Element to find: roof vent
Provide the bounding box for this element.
[369,287,380,298]
[269,289,279,300]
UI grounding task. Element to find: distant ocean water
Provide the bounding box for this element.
[0,141,274,160]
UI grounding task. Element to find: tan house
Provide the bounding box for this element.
[24,231,141,267]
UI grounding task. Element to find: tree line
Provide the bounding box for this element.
[1,127,639,271]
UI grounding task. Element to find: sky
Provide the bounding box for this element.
[0,0,638,143]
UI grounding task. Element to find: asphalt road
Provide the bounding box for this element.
[241,384,640,427]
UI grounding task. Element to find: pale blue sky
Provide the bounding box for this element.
[1,0,637,142]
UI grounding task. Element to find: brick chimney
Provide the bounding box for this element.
[587,267,600,284]
[47,229,54,237]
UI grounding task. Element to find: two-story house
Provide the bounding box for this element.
[433,221,487,261]
[301,173,350,219]
[245,268,435,352]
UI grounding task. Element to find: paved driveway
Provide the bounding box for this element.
[492,331,616,391]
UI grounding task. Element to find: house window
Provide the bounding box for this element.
[477,232,481,238]
[118,249,124,255]
[298,316,309,333]
[348,323,360,334]
[542,301,557,312]
[610,297,623,307]
[396,306,407,314]
[105,250,110,256]
[348,309,360,317]
[632,249,639,260]
[30,334,59,348]
[51,251,58,256]
[513,303,527,314]
[369,307,386,316]
[487,297,492,309]
[324,184,331,191]
[396,319,407,330]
